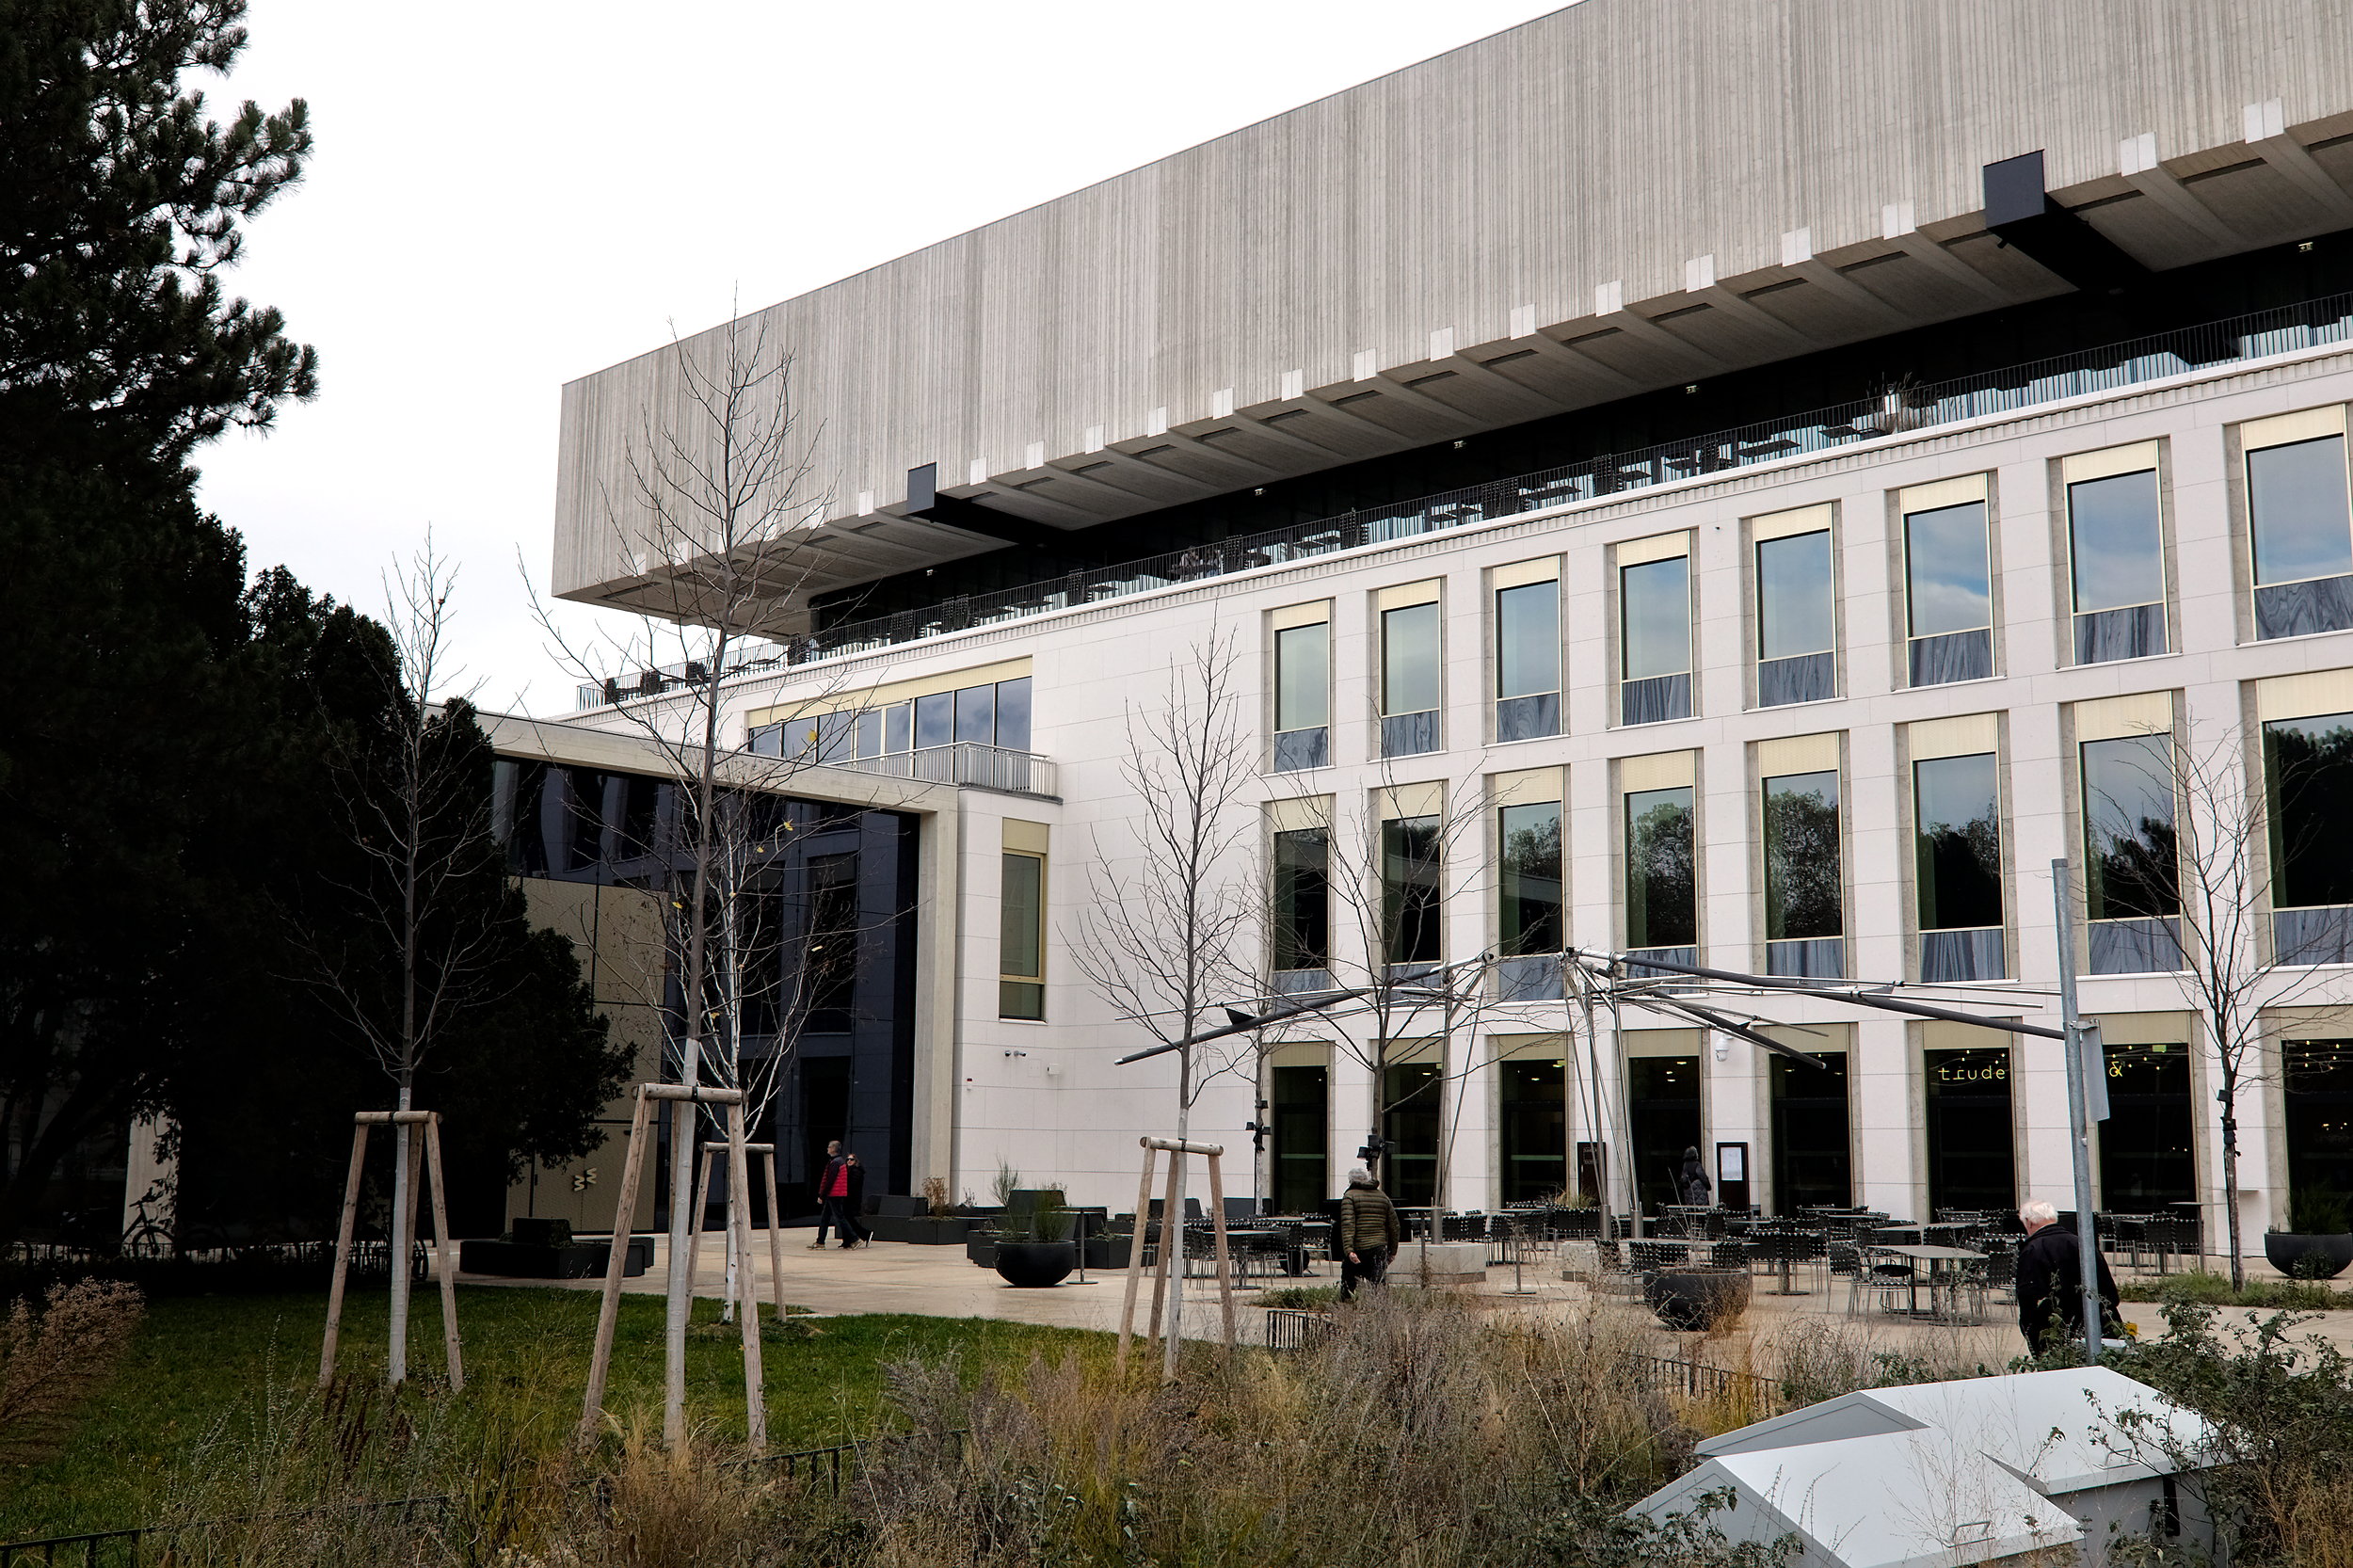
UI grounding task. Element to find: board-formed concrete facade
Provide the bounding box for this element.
[545,1,2353,1251]
[553,0,2353,633]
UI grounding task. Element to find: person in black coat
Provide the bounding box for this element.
[2015,1198,2121,1353]
[837,1153,871,1248]
[1678,1146,1713,1208]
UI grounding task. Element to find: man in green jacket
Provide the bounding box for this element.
[1337,1165,1401,1301]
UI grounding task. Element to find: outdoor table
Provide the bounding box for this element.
[1873,1243,1985,1320]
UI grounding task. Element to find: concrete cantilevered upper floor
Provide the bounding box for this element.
[552,0,2353,636]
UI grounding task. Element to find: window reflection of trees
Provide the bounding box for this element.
[1625,789,1695,949]
[2081,734,2180,922]
[1764,774,1842,940]
[1914,755,2003,931]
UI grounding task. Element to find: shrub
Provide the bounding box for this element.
[0,1279,145,1466]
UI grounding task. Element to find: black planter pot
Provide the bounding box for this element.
[2264,1230,2353,1280]
[1642,1267,1752,1332]
[994,1240,1078,1288]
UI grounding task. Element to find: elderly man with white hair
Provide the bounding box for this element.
[2014,1198,2121,1354]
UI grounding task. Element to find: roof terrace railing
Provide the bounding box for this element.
[583,291,2353,707]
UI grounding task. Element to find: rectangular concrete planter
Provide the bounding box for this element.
[1393,1240,1487,1288]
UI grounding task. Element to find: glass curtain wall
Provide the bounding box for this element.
[1755,528,1836,705]
[1272,826,1332,988]
[1925,1046,2015,1215]
[1381,1061,1441,1208]
[1495,581,1561,741]
[998,851,1045,1019]
[1914,752,2005,981]
[1381,815,1443,969]
[2080,732,2182,974]
[1270,1063,1330,1214]
[2249,433,2353,639]
[1620,553,1692,724]
[2067,468,2167,661]
[2264,712,2353,964]
[1381,601,1441,757]
[1627,1054,1702,1212]
[1625,787,1697,961]
[2097,1042,2195,1209]
[1499,1056,1567,1204]
[1763,769,1843,978]
[1273,620,1331,770]
[1769,1052,1850,1212]
[1904,501,1994,684]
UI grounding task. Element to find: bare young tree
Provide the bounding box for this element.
[2130,721,2351,1288]
[1065,630,1260,1366]
[302,536,503,1384]
[1311,766,1518,1224]
[528,306,871,1446]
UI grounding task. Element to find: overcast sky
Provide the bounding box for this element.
[193,0,1559,715]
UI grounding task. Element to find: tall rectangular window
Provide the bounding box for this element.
[993,678,1032,751]
[915,691,953,749]
[1904,498,1993,685]
[953,683,996,746]
[1769,1052,1850,1213]
[1381,814,1442,968]
[1926,1046,2015,1215]
[2099,1041,2195,1210]
[1497,801,1563,956]
[1620,548,1692,724]
[1499,1057,1566,1205]
[1272,826,1332,983]
[1755,525,1835,706]
[1270,1063,1329,1214]
[1273,619,1330,771]
[1382,1061,1441,1207]
[2066,463,2167,662]
[1625,786,1696,957]
[999,851,1045,1019]
[2081,731,2180,974]
[1380,600,1441,758]
[2249,427,2353,638]
[2265,710,2353,964]
[1913,751,2004,981]
[1763,768,1843,977]
[1495,580,1561,741]
[1627,1053,1701,1212]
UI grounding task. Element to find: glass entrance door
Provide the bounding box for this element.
[1926,1047,2014,1215]
[2285,1039,2353,1229]
[1499,1057,1566,1203]
[1270,1064,1329,1214]
[1382,1062,1441,1207]
[1770,1052,1851,1212]
[2098,1042,2195,1209]
[1627,1054,1702,1211]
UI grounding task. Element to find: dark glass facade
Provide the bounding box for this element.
[2097,1041,2195,1209]
[490,758,921,1221]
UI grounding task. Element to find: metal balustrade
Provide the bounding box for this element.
[751,292,2353,671]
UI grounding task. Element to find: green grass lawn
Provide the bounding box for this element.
[0,1285,1105,1542]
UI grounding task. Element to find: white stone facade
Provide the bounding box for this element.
[569,338,2353,1251]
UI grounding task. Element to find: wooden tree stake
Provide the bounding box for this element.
[320,1111,464,1389]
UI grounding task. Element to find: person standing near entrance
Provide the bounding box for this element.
[2015,1199,2121,1353]
[1337,1166,1401,1301]
[837,1153,871,1248]
[809,1141,845,1249]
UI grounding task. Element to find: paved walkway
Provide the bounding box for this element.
[460,1233,2353,1362]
